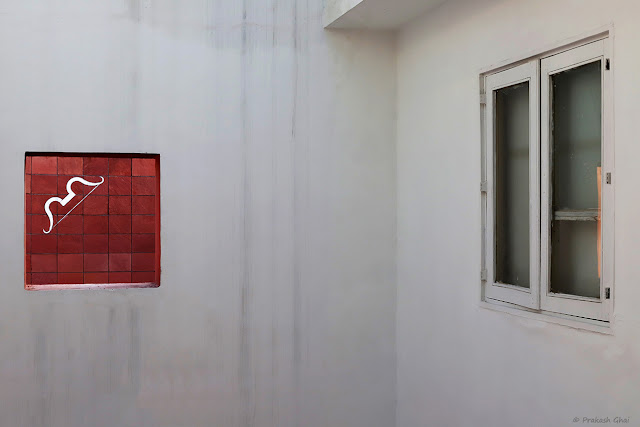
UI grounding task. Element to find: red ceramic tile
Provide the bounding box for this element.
[32,156,57,174]
[132,177,156,195]
[109,176,131,195]
[83,196,108,215]
[58,235,83,253]
[25,255,31,273]
[58,157,83,175]
[84,234,108,253]
[58,273,83,284]
[25,235,31,253]
[25,273,32,285]
[132,253,155,271]
[109,196,131,214]
[31,254,57,272]
[25,195,32,215]
[84,216,108,234]
[32,273,57,285]
[31,175,58,195]
[132,234,155,253]
[25,174,31,194]
[132,158,156,176]
[25,214,32,233]
[31,235,57,254]
[84,272,108,284]
[58,194,84,216]
[83,157,108,176]
[57,254,83,272]
[32,215,54,235]
[84,254,108,272]
[109,215,131,234]
[132,271,155,283]
[132,215,155,234]
[55,215,83,234]
[109,272,132,283]
[25,157,32,174]
[31,195,55,215]
[109,158,131,176]
[109,253,131,271]
[132,196,155,215]
[109,234,131,253]
[58,175,86,197]
[76,175,108,196]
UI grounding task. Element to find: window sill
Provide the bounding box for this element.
[26,282,159,291]
[480,299,613,335]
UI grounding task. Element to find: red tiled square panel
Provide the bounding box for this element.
[109,196,131,215]
[132,234,155,253]
[84,234,109,253]
[32,156,57,175]
[31,235,57,254]
[109,176,131,195]
[132,177,156,195]
[58,157,83,175]
[58,235,83,253]
[55,215,83,234]
[109,158,131,176]
[109,253,131,271]
[132,158,156,176]
[31,255,57,273]
[58,273,84,284]
[109,215,131,234]
[132,215,155,233]
[84,196,108,215]
[26,154,160,288]
[132,253,155,271]
[84,272,108,284]
[58,254,83,272]
[109,234,132,253]
[133,196,155,215]
[84,216,109,234]
[32,273,58,285]
[84,254,109,272]
[83,157,108,176]
[109,272,132,283]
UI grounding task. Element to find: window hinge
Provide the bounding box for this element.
[605,287,611,299]
[480,94,487,105]
[481,269,487,281]
[480,181,488,192]
[606,172,612,184]
[606,58,610,70]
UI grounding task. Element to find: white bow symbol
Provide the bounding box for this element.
[43,176,104,234]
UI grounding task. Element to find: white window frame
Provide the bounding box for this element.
[484,62,540,310]
[480,33,613,325]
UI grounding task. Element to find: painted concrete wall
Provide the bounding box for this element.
[397,0,640,426]
[0,1,396,426]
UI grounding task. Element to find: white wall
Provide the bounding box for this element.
[0,1,397,426]
[397,0,640,426]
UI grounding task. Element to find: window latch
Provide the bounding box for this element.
[606,58,610,70]
[606,172,612,184]
[605,288,611,299]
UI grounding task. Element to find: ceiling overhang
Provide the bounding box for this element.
[324,0,448,30]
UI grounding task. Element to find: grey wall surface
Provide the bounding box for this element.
[396,0,640,426]
[0,1,397,426]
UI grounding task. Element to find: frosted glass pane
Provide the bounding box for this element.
[550,221,600,298]
[552,61,602,210]
[495,82,529,288]
[550,60,601,298]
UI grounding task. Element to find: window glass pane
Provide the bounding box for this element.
[495,82,529,288]
[550,60,601,298]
